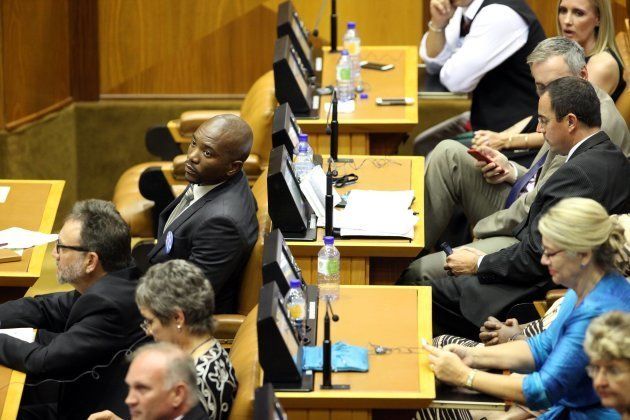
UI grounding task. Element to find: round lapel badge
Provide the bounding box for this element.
[165,231,174,254]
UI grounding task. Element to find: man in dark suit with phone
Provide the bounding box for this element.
[146,114,258,314]
[0,200,145,419]
[410,77,630,339]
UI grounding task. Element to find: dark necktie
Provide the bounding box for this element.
[164,186,195,229]
[460,16,472,37]
[504,152,548,208]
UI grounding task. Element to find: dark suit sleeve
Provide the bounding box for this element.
[0,293,134,378]
[0,292,77,331]
[190,215,247,298]
[478,164,595,284]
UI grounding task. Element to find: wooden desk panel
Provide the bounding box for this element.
[0,180,64,287]
[299,46,418,133]
[286,156,423,286]
[0,367,25,419]
[279,285,434,414]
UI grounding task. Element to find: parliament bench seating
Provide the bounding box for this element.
[112,70,275,238]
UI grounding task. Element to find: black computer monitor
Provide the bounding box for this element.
[254,384,288,420]
[277,1,314,77]
[263,229,302,296]
[257,282,312,391]
[273,36,317,118]
[272,103,302,156]
[267,145,316,241]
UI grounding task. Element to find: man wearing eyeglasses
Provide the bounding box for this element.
[0,200,144,419]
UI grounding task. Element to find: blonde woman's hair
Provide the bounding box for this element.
[538,197,629,274]
[584,311,630,361]
[556,0,620,58]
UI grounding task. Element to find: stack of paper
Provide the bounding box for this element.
[0,227,58,249]
[299,165,342,221]
[337,190,418,239]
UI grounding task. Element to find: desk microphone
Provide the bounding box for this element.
[321,297,349,390]
[325,160,336,237]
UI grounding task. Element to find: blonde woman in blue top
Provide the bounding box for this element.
[424,197,630,419]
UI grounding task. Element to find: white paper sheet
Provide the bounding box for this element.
[299,165,342,220]
[0,328,35,343]
[0,186,9,203]
[0,227,58,249]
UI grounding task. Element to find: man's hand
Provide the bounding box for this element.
[87,411,122,420]
[479,317,521,346]
[444,246,486,276]
[429,0,456,28]
[424,343,472,387]
[473,146,517,185]
[472,130,506,150]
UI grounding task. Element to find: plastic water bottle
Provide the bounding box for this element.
[293,142,314,182]
[343,22,362,92]
[317,236,340,301]
[296,133,314,162]
[285,279,306,339]
[336,50,354,104]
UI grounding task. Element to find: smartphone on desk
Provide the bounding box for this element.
[376,97,414,106]
[360,61,394,71]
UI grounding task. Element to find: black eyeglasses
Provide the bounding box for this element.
[55,240,90,254]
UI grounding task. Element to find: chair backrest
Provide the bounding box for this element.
[239,71,276,169]
[227,307,262,420]
[236,170,269,315]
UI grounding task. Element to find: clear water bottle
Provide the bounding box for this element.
[295,133,314,162]
[285,279,306,339]
[336,50,354,103]
[293,141,314,181]
[317,236,340,301]
[343,22,362,92]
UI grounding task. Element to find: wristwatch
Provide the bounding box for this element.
[465,369,478,389]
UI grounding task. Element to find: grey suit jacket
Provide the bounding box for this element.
[148,170,259,314]
[474,86,630,238]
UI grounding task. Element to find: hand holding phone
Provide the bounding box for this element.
[440,242,453,256]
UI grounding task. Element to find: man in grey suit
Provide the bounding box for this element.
[405,77,630,339]
[398,37,630,285]
[147,115,259,314]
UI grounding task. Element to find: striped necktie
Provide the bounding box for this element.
[504,152,548,208]
[164,186,195,230]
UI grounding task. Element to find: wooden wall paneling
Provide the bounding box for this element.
[1,0,72,130]
[292,0,424,47]
[69,0,99,101]
[0,5,5,130]
[98,0,423,96]
[99,0,281,95]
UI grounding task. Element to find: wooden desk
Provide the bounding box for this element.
[0,366,25,419]
[286,155,424,285]
[277,285,434,418]
[0,180,64,289]
[298,46,418,155]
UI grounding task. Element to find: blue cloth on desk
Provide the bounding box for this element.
[302,341,369,372]
[523,273,629,419]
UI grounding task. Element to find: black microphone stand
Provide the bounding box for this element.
[330,0,338,52]
[330,90,338,161]
[325,162,335,238]
[321,298,349,390]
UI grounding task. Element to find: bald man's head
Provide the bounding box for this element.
[184,114,254,185]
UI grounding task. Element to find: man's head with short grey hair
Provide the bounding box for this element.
[124,342,199,419]
[527,36,586,76]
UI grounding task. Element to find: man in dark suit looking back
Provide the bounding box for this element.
[147,115,258,314]
[424,77,630,339]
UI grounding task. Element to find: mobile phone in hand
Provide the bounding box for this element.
[467,148,505,174]
[440,242,453,256]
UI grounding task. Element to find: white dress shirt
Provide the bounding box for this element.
[419,0,529,93]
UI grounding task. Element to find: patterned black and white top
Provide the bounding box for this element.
[194,340,238,420]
